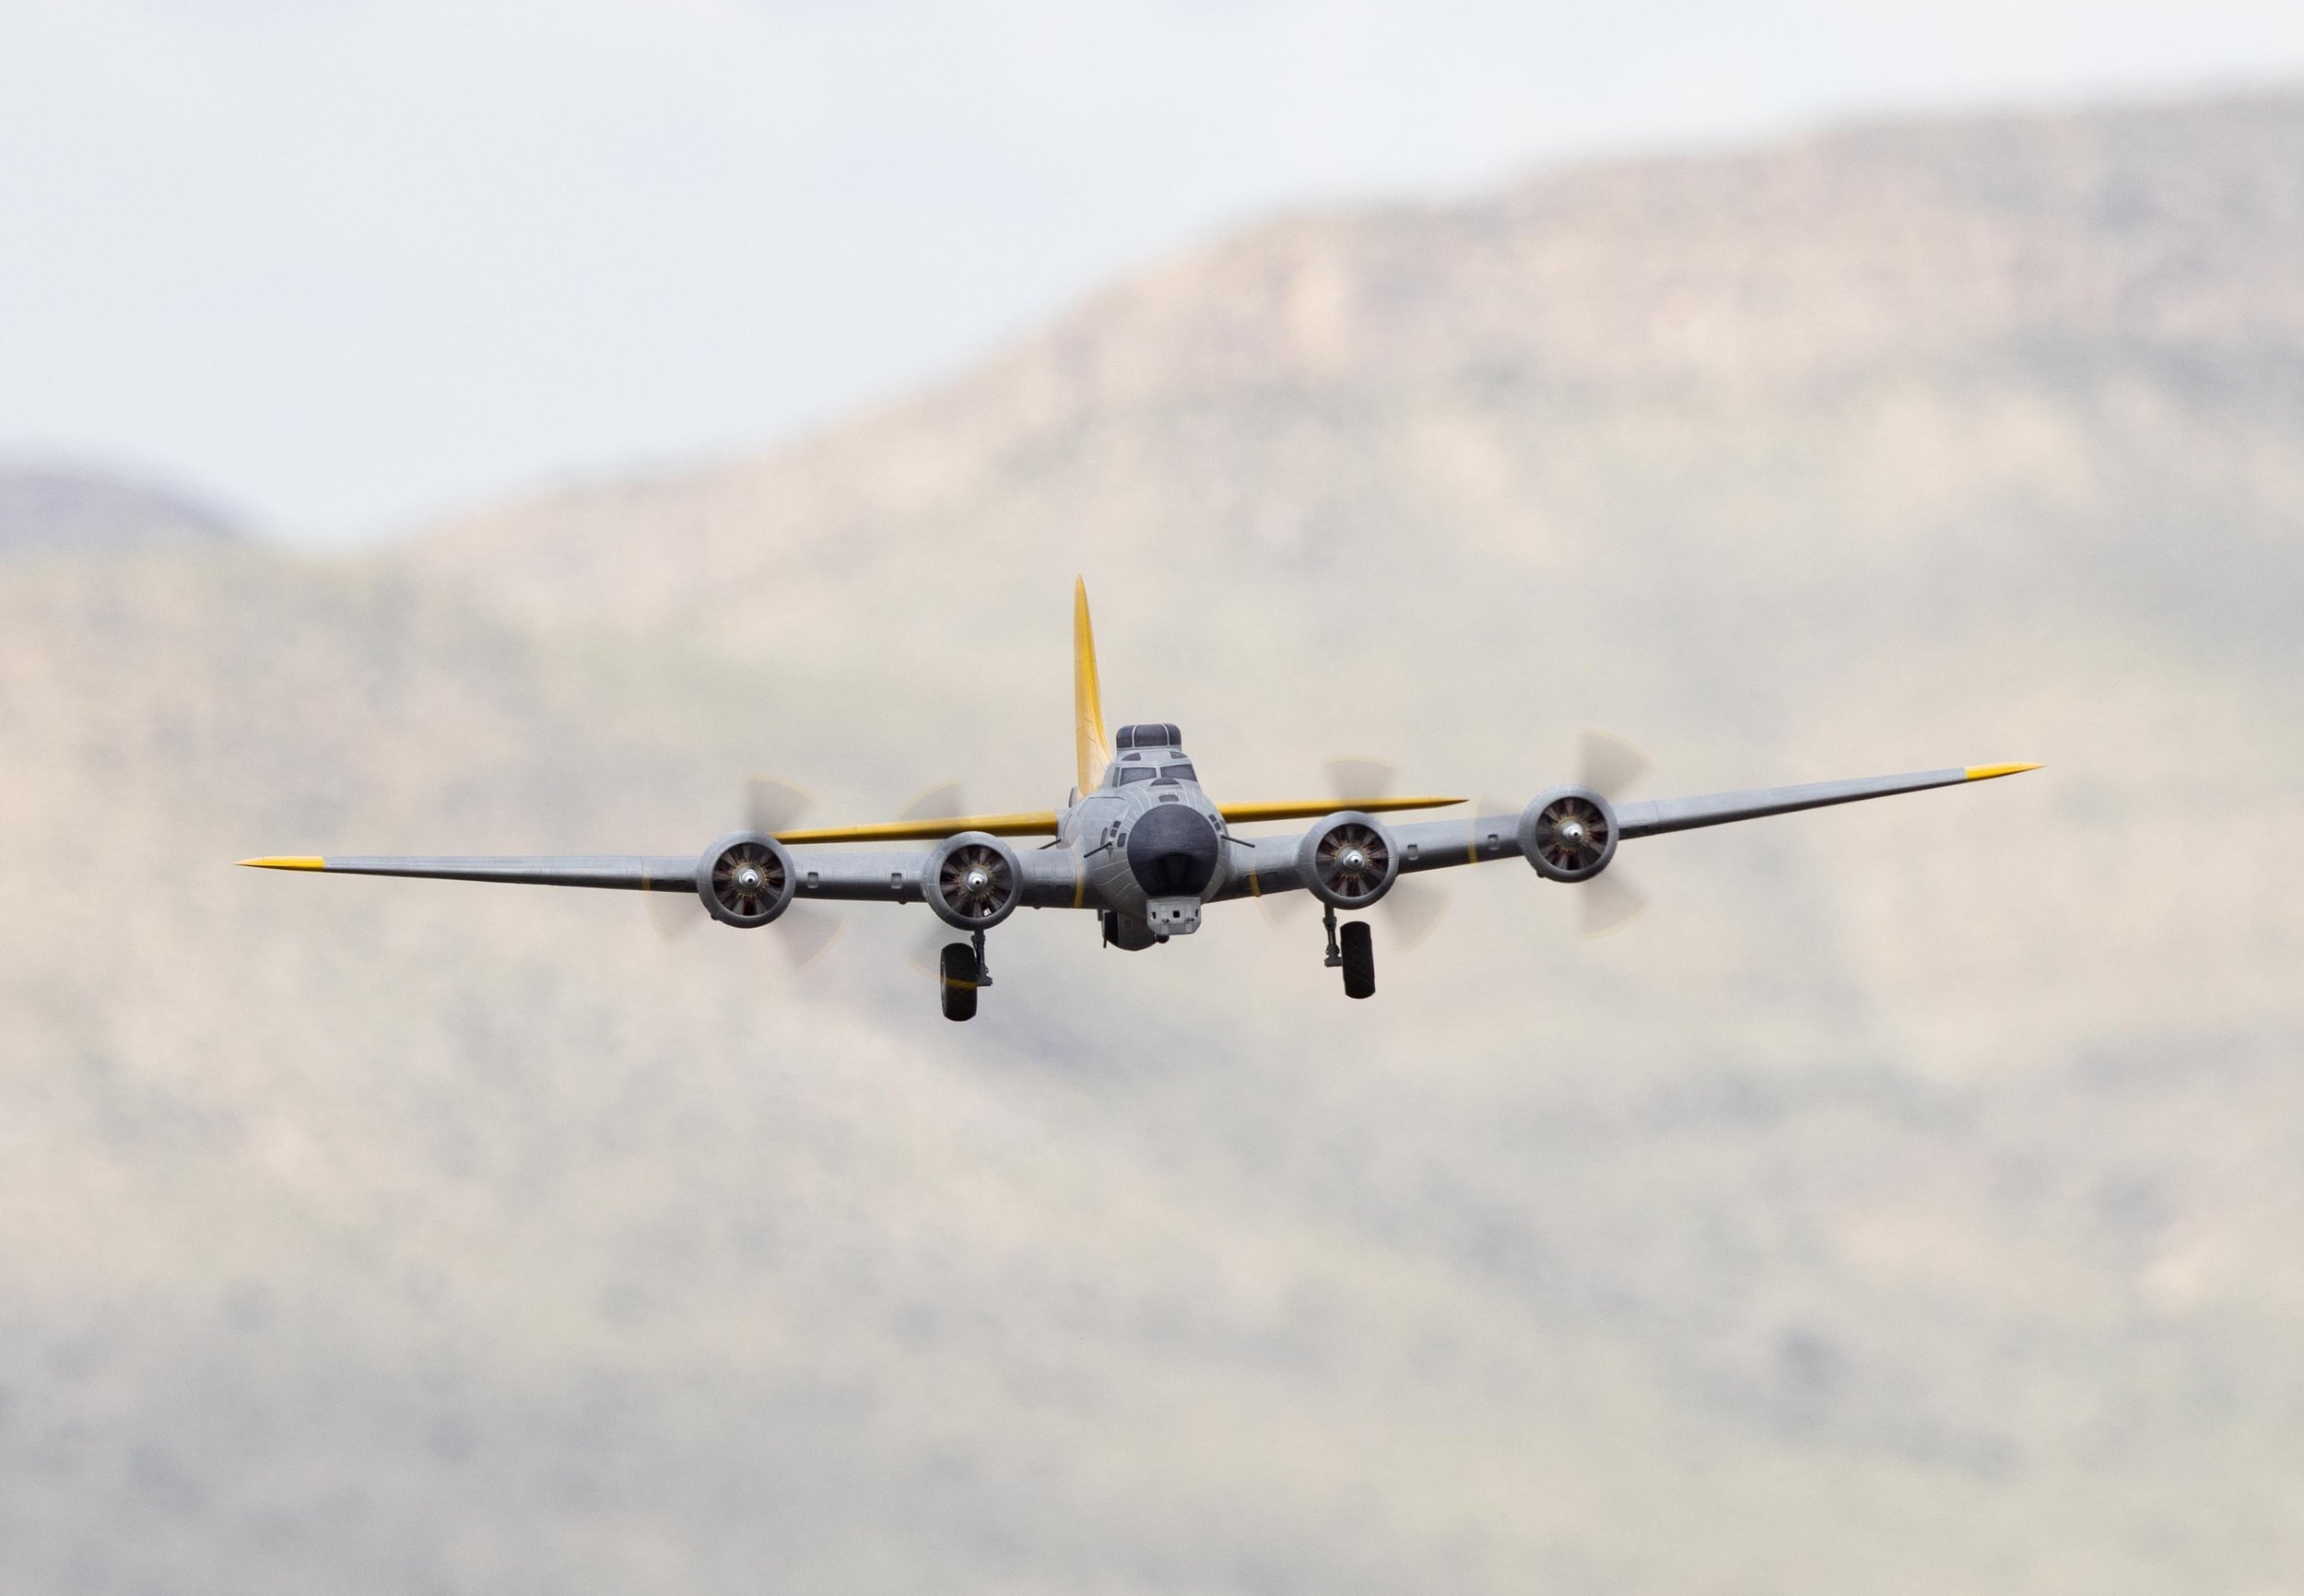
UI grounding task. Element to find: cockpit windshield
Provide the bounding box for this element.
[1160,763,1197,782]
[1115,766,1158,786]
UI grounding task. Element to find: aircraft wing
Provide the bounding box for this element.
[1612,763,2040,839]
[1219,762,2038,896]
[1393,762,2039,873]
[237,845,1094,909]
[236,854,701,890]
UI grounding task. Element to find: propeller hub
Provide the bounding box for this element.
[1303,816,1395,909]
[1519,787,1620,885]
[700,832,795,927]
[929,834,1024,930]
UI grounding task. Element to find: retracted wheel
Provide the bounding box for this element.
[1340,920,1375,1000]
[939,942,980,1022]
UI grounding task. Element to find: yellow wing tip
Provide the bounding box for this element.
[237,855,325,870]
[1964,763,2043,781]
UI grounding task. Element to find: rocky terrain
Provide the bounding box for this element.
[3,89,2300,1594]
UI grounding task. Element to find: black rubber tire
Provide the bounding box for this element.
[1340,919,1375,1000]
[939,943,980,1022]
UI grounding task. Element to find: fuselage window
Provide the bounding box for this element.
[1160,763,1196,781]
[1116,766,1158,786]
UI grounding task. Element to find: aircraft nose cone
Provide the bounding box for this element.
[1126,804,1219,898]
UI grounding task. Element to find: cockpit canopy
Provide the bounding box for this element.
[1108,722,1195,787]
[1114,722,1182,752]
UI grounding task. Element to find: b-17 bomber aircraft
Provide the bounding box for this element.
[241,581,2039,1021]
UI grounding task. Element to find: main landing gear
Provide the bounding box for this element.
[1322,903,1375,1001]
[939,929,993,1022]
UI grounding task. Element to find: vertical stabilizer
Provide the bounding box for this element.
[1073,577,1111,795]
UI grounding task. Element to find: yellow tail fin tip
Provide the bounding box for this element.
[1073,578,1111,796]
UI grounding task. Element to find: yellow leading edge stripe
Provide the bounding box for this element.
[1964,763,2043,780]
[759,794,1467,842]
[774,811,1061,844]
[1218,796,1465,825]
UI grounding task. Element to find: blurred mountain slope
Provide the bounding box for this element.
[4,554,2298,1595]
[0,461,243,557]
[414,90,2304,687]
[4,88,2302,1595]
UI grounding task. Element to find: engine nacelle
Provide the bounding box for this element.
[1296,811,1401,910]
[1519,787,1618,882]
[698,831,798,927]
[925,831,1023,931]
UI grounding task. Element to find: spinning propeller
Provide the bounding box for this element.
[657,742,1652,965]
[643,777,844,967]
[1565,730,1651,940]
[653,775,1028,978]
[1264,734,1653,942]
[1257,757,1450,950]
[894,782,989,975]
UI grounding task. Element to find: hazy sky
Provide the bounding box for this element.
[4,0,2302,544]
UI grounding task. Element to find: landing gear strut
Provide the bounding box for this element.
[1323,904,1375,1001]
[939,929,993,1023]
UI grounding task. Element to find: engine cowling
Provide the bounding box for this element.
[1518,786,1618,882]
[1296,811,1401,910]
[698,831,798,927]
[925,831,1023,931]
